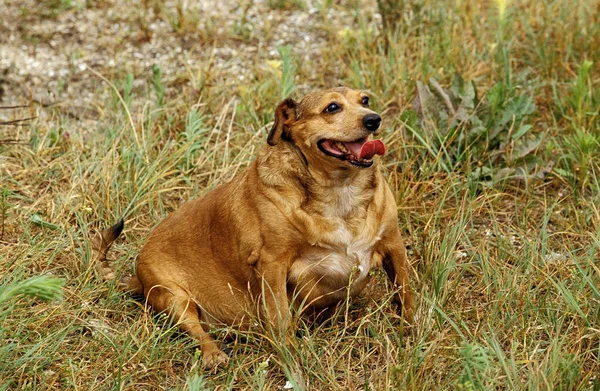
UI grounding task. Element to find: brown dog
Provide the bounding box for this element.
[97,87,414,369]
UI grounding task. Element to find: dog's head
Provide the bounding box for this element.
[268,87,385,169]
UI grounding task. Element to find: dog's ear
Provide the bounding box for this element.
[268,98,297,146]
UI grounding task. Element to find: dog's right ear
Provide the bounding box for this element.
[268,98,297,146]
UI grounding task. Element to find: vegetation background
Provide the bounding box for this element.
[0,0,598,389]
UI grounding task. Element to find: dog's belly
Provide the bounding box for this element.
[287,245,374,310]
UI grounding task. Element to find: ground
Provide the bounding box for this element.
[0,0,599,390]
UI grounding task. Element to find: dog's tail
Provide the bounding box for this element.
[91,219,144,295]
[92,219,125,262]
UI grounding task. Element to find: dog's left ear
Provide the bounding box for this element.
[268,98,297,146]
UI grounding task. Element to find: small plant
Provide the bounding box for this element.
[231,2,255,41]
[0,275,65,389]
[178,108,209,172]
[237,44,298,128]
[553,60,600,190]
[554,125,600,189]
[151,64,165,107]
[456,343,493,391]
[0,188,10,240]
[404,74,547,185]
[111,73,135,112]
[166,0,199,33]
[267,0,305,10]
[555,60,599,129]
[277,45,297,101]
[185,373,209,391]
[556,354,580,391]
[0,275,64,306]
[38,0,74,18]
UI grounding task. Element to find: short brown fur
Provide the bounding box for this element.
[101,87,414,369]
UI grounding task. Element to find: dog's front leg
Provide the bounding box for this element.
[378,229,415,323]
[255,251,292,337]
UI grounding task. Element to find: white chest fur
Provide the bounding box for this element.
[288,184,384,294]
[316,223,376,278]
[287,220,383,310]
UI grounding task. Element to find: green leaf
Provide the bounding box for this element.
[493,167,514,182]
[512,134,543,160]
[30,214,59,230]
[553,167,575,179]
[429,77,457,114]
[0,275,64,304]
[459,80,477,111]
[485,83,505,114]
[450,73,466,99]
[400,109,419,130]
[511,124,533,141]
[489,95,533,141]
[414,80,436,120]
[465,125,487,144]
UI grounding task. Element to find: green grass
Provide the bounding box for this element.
[1,0,599,389]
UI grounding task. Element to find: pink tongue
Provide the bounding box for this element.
[343,139,386,160]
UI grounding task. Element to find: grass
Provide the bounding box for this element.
[1,0,599,389]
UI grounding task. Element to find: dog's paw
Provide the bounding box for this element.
[202,349,229,370]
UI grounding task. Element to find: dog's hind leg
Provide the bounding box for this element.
[120,275,143,295]
[144,285,229,369]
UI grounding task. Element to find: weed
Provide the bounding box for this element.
[237,44,298,128]
[277,45,297,100]
[150,64,165,107]
[166,0,199,33]
[0,188,10,240]
[267,0,305,11]
[406,74,546,186]
[553,60,600,190]
[456,342,493,391]
[185,373,209,391]
[0,275,64,305]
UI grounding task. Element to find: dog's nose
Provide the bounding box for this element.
[362,114,381,132]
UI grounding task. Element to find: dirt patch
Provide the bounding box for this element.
[0,0,374,115]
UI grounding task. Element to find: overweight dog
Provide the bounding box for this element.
[96,87,414,369]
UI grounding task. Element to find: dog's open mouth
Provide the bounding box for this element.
[317,137,386,167]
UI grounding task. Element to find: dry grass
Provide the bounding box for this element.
[1,0,599,390]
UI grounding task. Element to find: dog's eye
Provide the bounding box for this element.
[323,103,341,113]
[361,96,369,107]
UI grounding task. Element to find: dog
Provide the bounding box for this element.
[96,87,414,369]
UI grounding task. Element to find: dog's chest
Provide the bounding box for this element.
[301,224,377,278]
[285,180,385,307]
[288,193,382,292]
[287,218,382,310]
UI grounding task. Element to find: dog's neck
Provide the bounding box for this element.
[306,162,375,188]
[283,137,309,169]
[256,144,379,222]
